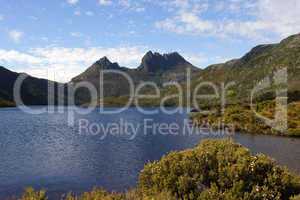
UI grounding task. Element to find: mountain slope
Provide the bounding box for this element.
[190,33,300,104]
[0,66,65,106]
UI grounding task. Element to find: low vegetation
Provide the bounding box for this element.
[20,187,47,200]
[0,98,15,107]
[18,139,300,200]
[191,101,300,137]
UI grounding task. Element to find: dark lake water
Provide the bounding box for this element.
[0,107,299,199]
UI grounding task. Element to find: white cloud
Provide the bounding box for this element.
[85,11,94,16]
[119,0,130,8]
[183,53,208,68]
[156,0,300,41]
[29,16,38,20]
[135,7,145,12]
[98,0,112,6]
[118,0,145,12]
[0,46,147,82]
[156,11,216,36]
[41,37,49,42]
[8,30,24,43]
[183,53,232,68]
[255,0,300,37]
[66,0,79,5]
[70,32,83,37]
[0,50,42,65]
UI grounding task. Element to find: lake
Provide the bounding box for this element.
[0,107,299,199]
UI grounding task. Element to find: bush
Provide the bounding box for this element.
[0,99,15,107]
[138,139,300,200]
[64,188,174,200]
[20,187,47,200]
[291,195,300,200]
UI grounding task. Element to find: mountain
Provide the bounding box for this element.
[0,66,66,106]
[138,51,196,73]
[138,51,199,83]
[190,33,300,104]
[72,57,122,83]
[72,51,199,83]
[71,51,200,104]
[71,33,300,105]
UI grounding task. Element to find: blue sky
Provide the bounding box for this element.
[0,0,299,82]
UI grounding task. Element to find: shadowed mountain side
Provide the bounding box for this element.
[0,66,68,106]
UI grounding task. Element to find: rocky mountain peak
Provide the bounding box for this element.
[71,56,121,82]
[95,56,109,65]
[94,56,120,70]
[138,51,192,73]
[144,51,154,57]
[163,52,186,63]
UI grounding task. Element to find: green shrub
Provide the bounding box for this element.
[20,187,47,200]
[0,99,15,107]
[64,188,126,200]
[63,188,174,200]
[291,195,300,200]
[138,139,300,200]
